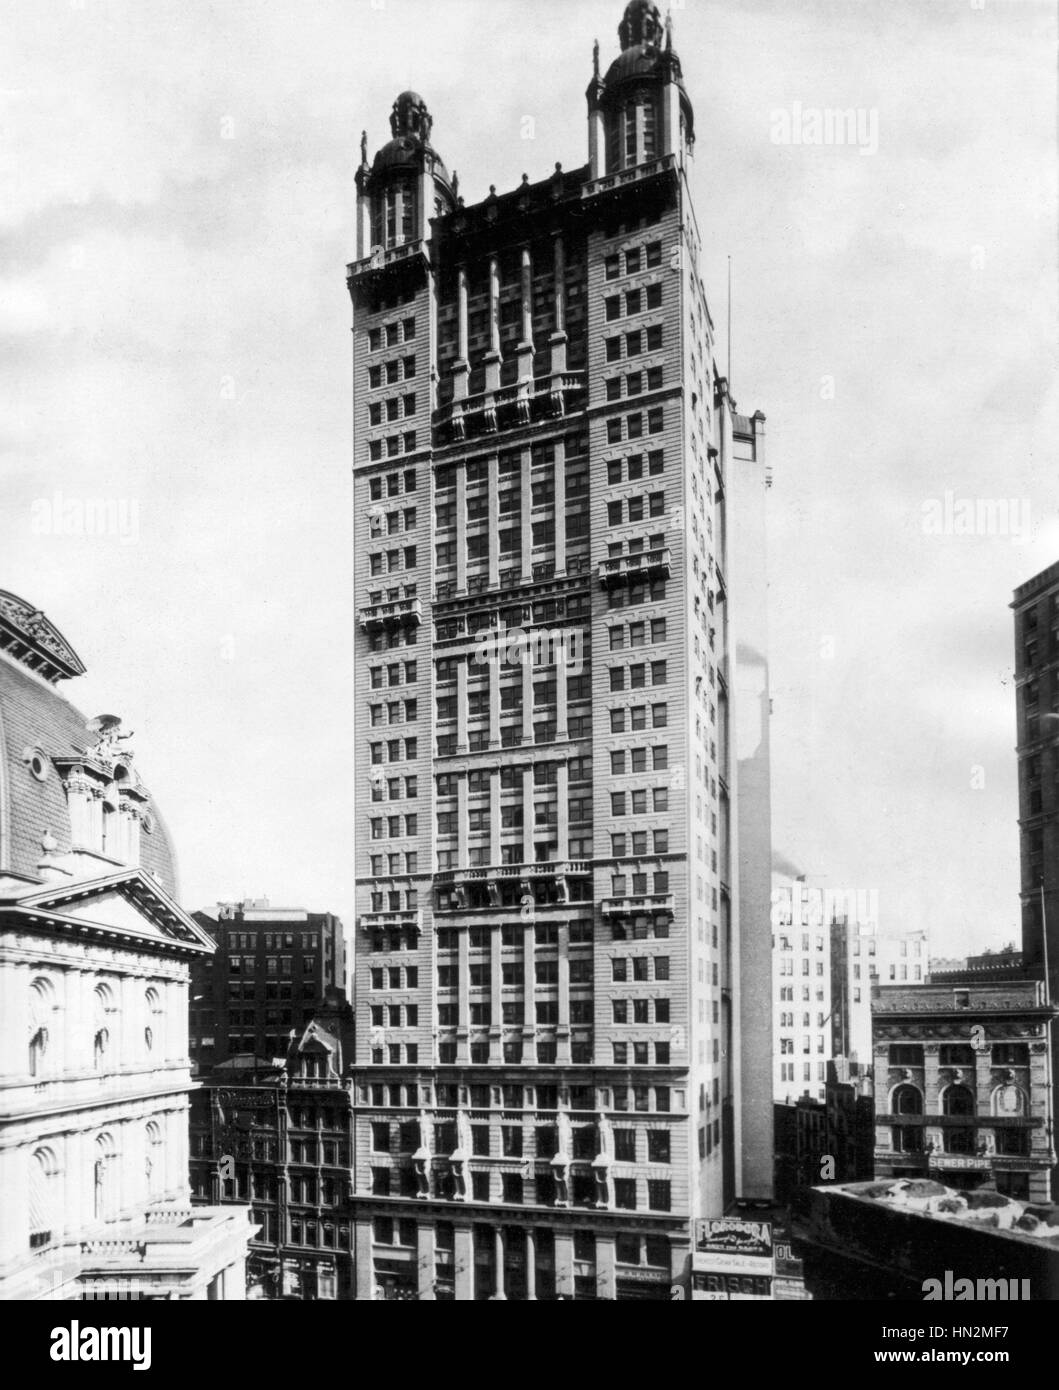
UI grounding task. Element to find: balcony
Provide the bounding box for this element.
[434,861,592,912]
[347,240,427,283]
[436,861,590,886]
[597,548,671,589]
[601,893,676,921]
[359,909,422,934]
[436,372,586,444]
[582,154,677,202]
[358,596,423,634]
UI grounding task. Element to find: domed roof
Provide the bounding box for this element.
[604,43,672,86]
[599,1,694,138]
[0,592,178,895]
[369,91,453,195]
[619,0,665,49]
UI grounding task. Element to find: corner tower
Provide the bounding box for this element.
[587,0,695,179]
[355,92,456,261]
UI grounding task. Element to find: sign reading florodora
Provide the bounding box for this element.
[693,1218,774,1277]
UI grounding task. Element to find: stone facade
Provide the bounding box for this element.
[0,592,255,1299]
[346,0,773,1299]
[872,976,1056,1204]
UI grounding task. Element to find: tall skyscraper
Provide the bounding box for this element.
[1012,561,1059,997]
[1011,559,1059,1199]
[347,0,773,1299]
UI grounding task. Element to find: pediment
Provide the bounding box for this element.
[14,870,215,951]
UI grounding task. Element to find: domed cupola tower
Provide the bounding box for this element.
[355,91,456,260]
[587,0,695,179]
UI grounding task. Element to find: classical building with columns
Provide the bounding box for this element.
[0,589,255,1299]
[347,0,774,1299]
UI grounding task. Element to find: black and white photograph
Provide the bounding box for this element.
[0,0,1056,1356]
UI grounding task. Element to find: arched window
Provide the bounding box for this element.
[29,1147,60,1249]
[29,1026,48,1076]
[892,1084,923,1115]
[145,1121,163,1199]
[93,983,116,1071]
[942,1084,975,1117]
[93,1132,117,1222]
[29,977,54,1077]
[992,1082,1027,1118]
[942,1084,976,1153]
[144,986,162,1054]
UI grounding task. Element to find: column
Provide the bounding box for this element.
[489,661,502,750]
[550,233,568,374]
[554,1230,575,1299]
[556,762,569,860]
[525,1227,537,1301]
[521,659,534,745]
[490,925,503,1057]
[453,265,470,409]
[520,451,533,583]
[354,1215,375,1300]
[454,1224,474,1301]
[516,245,534,387]
[557,922,571,1063]
[457,928,471,1064]
[485,257,501,393]
[456,465,468,595]
[662,81,682,164]
[488,454,501,588]
[588,100,605,179]
[521,768,535,865]
[456,772,469,870]
[555,665,568,743]
[0,1143,28,1264]
[355,181,370,261]
[553,475,567,577]
[522,920,536,1047]
[456,658,469,755]
[595,1233,617,1301]
[492,1226,507,1300]
[0,961,28,1080]
[417,163,432,241]
[489,767,502,865]
[417,1223,436,1300]
[457,267,469,368]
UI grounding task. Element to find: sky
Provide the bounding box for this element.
[1,0,1055,958]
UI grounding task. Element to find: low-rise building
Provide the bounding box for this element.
[189,989,356,1299]
[872,973,1056,1202]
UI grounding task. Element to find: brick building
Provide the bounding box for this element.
[189,900,346,1072]
[189,990,356,1298]
[1012,561,1059,987]
[346,0,774,1299]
